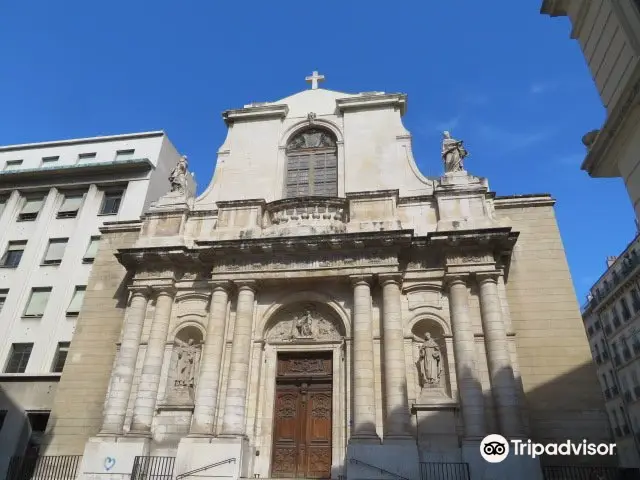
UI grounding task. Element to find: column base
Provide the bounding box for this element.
[76,435,150,480]
[462,439,543,480]
[175,435,250,480]
[346,441,419,480]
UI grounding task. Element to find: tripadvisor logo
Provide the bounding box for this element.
[480,434,616,463]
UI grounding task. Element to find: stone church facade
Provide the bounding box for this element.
[44,76,610,480]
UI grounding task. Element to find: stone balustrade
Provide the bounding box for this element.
[262,197,348,236]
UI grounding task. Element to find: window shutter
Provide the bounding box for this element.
[59,196,83,214]
[84,237,99,260]
[25,290,51,316]
[44,240,67,262]
[21,198,43,215]
[67,287,86,313]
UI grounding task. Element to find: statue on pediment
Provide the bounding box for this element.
[169,155,189,195]
[294,308,315,337]
[441,131,468,173]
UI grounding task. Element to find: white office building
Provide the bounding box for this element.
[0,131,182,478]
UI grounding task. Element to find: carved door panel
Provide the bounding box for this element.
[303,386,332,478]
[271,382,332,479]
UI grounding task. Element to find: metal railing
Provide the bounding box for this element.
[175,458,236,479]
[419,462,470,480]
[131,456,175,480]
[349,458,409,480]
[6,455,82,480]
[542,465,640,479]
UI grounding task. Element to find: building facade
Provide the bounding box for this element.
[43,78,610,480]
[0,131,182,478]
[540,0,640,220]
[582,235,640,467]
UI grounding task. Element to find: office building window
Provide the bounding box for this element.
[0,289,8,313]
[1,241,26,268]
[115,149,135,161]
[4,160,23,171]
[42,238,68,265]
[25,411,50,455]
[67,286,86,316]
[0,410,6,431]
[23,288,52,317]
[51,342,70,373]
[4,343,33,373]
[41,156,59,165]
[77,152,97,163]
[83,236,100,263]
[100,191,123,215]
[0,196,7,218]
[57,194,84,219]
[18,196,44,221]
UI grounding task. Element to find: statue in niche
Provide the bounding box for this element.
[174,338,199,388]
[168,155,189,195]
[441,131,468,173]
[417,333,443,388]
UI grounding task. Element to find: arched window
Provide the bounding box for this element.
[285,128,337,197]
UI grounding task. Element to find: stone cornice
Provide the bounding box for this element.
[426,227,518,251]
[196,230,414,257]
[539,0,568,17]
[493,195,555,208]
[336,93,407,116]
[345,189,399,201]
[115,245,204,272]
[582,65,640,175]
[216,198,266,209]
[100,220,143,234]
[222,104,289,125]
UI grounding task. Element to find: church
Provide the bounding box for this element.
[43,72,610,480]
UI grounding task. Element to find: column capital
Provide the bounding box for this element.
[475,271,501,285]
[350,274,373,287]
[378,273,403,287]
[234,279,257,292]
[129,286,151,298]
[209,280,233,294]
[443,273,469,287]
[152,285,176,298]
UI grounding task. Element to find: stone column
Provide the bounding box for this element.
[446,274,485,439]
[100,287,150,434]
[349,275,380,441]
[190,282,231,435]
[221,280,256,436]
[379,274,412,440]
[477,272,523,438]
[130,286,176,435]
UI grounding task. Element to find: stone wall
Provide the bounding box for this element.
[494,196,611,461]
[42,222,140,455]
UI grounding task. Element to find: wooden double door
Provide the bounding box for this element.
[271,352,332,479]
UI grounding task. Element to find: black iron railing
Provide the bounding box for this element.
[6,455,82,480]
[542,465,640,479]
[175,458,236,479]
[131,456,175,480]
[419,462,470,480]
[349,458,409,480]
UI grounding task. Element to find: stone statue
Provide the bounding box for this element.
[169,155,189,194]
[441,131,468,173]
[294,308,314,337]
[174,338,199,388]
[417,333,443,387]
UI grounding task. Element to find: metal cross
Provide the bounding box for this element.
[305,70,325,90]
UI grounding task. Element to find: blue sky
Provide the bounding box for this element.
[0,1,635,302]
